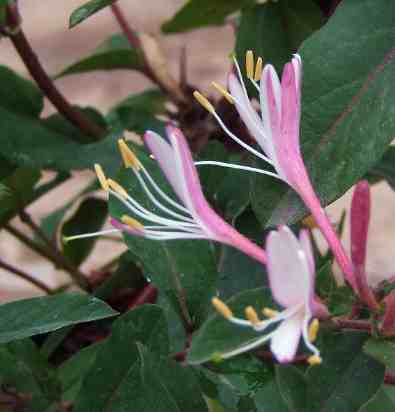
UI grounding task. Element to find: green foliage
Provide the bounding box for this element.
[62,197,108,266]
[162,0,254,33]
[0,293,117,343]
[69,0,116,28]
[364,338,395,370]
[56,34,145,78]
[251,0,395,226]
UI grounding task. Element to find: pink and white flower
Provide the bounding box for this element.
[69,125,267,265]
[194,52,356,290]
[212,226,327,364]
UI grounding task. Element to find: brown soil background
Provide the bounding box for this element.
[0,0,394,300]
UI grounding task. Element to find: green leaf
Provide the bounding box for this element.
[109,157,219,325]
[62,197,108,266]
[44,106,107,143]
[276,365,307,411]
[0,293,117,343]
[368,146,395,190]
[306,331,385,411]
[0,65,43,117]
[251,0,395,226]
[188,287,274,364]
[73,305,168,411]
[0,339,61,412]
[364,338,395,370]
[0,167,41,225]
[58,341,104,402]
[69,0,115,28]
[56,34,144,78]
[254,378,289,412]
[162,0,254,34]
[134,344,207,411]
[360,387,395,412]
[0,0,9,25]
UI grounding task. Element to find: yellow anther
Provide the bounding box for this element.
[107,179,128,199]
[307,355,322,366]
[254,57,263,81]
[302,215,317,229]
[211,81,234,104]
[118,139,142,170]
[245,306,260,325]
[245,50,254,79]
[121,215,144,231]
[262,307,279,318]
[94,164,109,191]
[212,297,233,319]
[308,319,320,343]
[193,91,215,114]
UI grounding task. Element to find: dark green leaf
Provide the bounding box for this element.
[0,167,41,225]
[109,157,219,325]
[251,0,395,226]
[69,0,115,28]
[73,305,168,411]
[0,65,43,117]
[368,146,395,190]
[162,0,254,33]
[364,338,395,370]
[44,106,106,143]
[0,339,61,412]
[360,387,395,412]
[188,287,274,364]
[0,0,8,25]
[62,197,108,266]
[306,331,385,411]
[57,34,144,77]
[0,293,117,343]
[276,365,307,411]
[254,379,289,412]
[58,341,104,402]
[134,344,207,411]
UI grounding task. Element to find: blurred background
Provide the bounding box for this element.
[0,0,394,300]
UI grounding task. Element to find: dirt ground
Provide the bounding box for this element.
[0,0,394,300]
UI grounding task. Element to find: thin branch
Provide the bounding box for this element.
[4,223,90,291]
[127,283,158,310]
[4,3,104,141]
[110,2,187,106]
[384,371,395,385]
[0,257,52,294]
[332,318,372,332]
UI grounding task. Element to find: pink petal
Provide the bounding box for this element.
[227,73,267,151]
[270,311,304,363]
[143,130,186,204]
[299,229,315,278]
[350,180,370,268]
[266,226,312,308]
[168,125,267,264]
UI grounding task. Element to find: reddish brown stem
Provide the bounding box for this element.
[384,371,395,385]
[5,3,104,141]
[333,319,372,332]
[110,3,141,49]
[0,257,52,294]
[127,283,158,310]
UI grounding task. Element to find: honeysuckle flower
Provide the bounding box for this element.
[212,226,327,364]
[350,180,379,310]
[67,125,267,264]
[193,51,356,290]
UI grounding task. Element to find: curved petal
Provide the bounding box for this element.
[266,226,312,308]
[227,73,268,152]
[299,229,315,280]
[143,130,186,204]
[270,311,304,363]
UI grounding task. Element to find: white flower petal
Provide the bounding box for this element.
[270,311,304,363]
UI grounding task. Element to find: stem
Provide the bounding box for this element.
[5,223,90,291]
[384,371,395,385]
[300,185,356,290]
[0,257,52,294]
[110,2,187,106]
[4,3,104,141]
[127,283,158,310]
[332,318,372,332]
